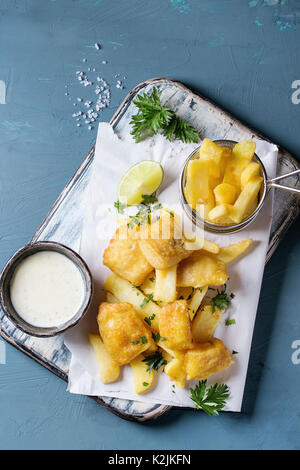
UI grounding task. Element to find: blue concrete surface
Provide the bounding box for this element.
[0,0,300,450]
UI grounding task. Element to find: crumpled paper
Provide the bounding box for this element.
[64,122,278,411]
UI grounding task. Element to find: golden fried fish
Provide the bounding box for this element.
[184,338,232,380]
[138,214,191,269]
[97,302,155,365]
[159,300,193,350]
[103,227,153,286]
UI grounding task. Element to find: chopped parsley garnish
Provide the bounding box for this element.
[152,332,161,344]
[127,210,150,229]
[210,286,234,313]
[232,350,239,355]
[114,200,125,214]
[140,293,158,309]
[141,193,158,205]
[142,351,167,373]
[144,313,156,326]
[149,277,155,282]
[131,340,140,345]
[140,336,148,344]
[143,382,149,387]
[190,380,230,416]
[225,319,236,326]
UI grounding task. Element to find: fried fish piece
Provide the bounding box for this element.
[138,213,191,269]
[103,227,153,286]
[97,302,155,365]
[177,252,228,288]
[184,338,233,380]
[159,300,193,350]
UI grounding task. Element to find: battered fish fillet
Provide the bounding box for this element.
[103,227,153,286]
[138,215,191,269]
[184,338,233,380]
[177,252,228,287]
[97,302,156,365]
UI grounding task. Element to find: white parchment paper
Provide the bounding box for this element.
[64,122,278,411]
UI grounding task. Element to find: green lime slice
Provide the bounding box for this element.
[117,161,164,206]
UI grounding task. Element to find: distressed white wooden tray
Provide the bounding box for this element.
[1,78,300,422]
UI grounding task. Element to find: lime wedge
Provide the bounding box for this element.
[117,161,164,206]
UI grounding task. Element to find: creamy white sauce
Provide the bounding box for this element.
[10,251,85,328]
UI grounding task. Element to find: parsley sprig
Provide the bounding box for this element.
[130,88,199,143]
[190,380,230,416]
[142,351,167,373]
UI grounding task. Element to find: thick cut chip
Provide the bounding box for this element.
[241,162,261,187]
[97,302,155,365]
[88,334,121,384]
[140,273,156,296]
[198,138,224,178]
[207,203,234,225]
[214,183,237,205]
[196,189,215,220]
[130,354,154,394]
[164,354,186,388]
[184,338,233,380]
[188,286,208,320]
[184,159,210,206]
[105,273,160,330]
[138,214,191,270]
[103,227,153,286]
[231,176,263,224]
[191,305,222,343]
[159,300,193,350]
[223,141,256,191]
[215,239,253,264]
[154,265,177,302]
[183,233,219,254]
[177,253,228,288]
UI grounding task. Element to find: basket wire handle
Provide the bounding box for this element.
[268,168,300,194]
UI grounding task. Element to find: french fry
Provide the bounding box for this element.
[183,233,220,254]
[223,140,256,191]
[214,183,237,205]
[187,286,208,320]
[88,334,121,384]
[184,159,210,206]
[130,354,154,394]
[164,355,186,388]
[207,203,234,225]
[215,239,253,264]
[140,273,156,296]
[105,273,160,330]
[106,292,119,303]
[191,305,222,342]
[241,162,261,187]
[154,265,177,302]
[231,176,263,224]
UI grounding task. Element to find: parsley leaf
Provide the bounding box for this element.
[140,336,148,344]
[144,313,156,326]
[140,293,158,309]
[142,351,167,373]
[143,382,149,387]
[141,193,158,205]
[232,350,239,355]
[152,332,161,344]
[130,88,199,144]
[190,380,230,416]
[210,286,234,313]
[225,319,236,326]
[131,340,140,345]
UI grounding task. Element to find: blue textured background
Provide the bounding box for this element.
[0,0,300,450]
